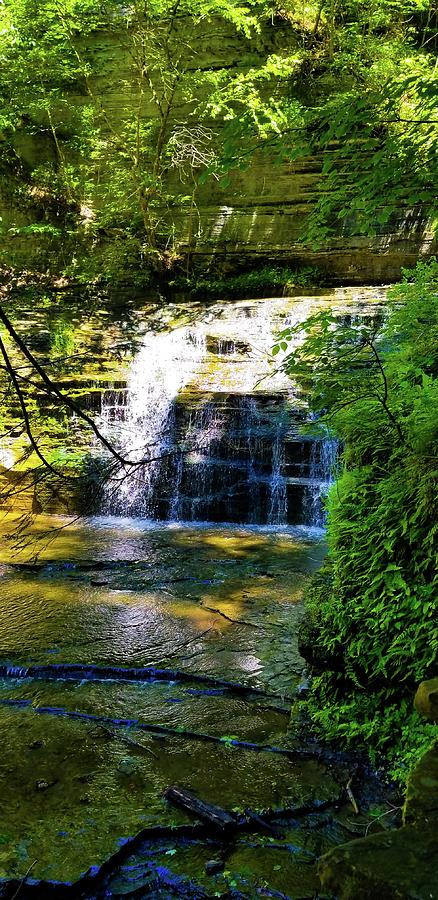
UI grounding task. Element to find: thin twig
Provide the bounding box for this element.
[11,860,38,900]
[97,723,159,759]
[346,776,359,815]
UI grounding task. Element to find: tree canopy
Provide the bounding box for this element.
[0,0,436,280]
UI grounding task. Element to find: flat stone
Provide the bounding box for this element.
[35,779,55,790]
[414,678,438,722]
[318,824,438,900]
[117,757,137,776]
[205,859,224,875]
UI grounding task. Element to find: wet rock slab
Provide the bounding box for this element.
[0,518,388,897]
[0,704,342,884]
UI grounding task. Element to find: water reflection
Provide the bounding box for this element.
[0,515,325,688]
[0,514,331,894]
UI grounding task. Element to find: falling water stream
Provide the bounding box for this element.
[0,288,389,898]
[99,297,339,528]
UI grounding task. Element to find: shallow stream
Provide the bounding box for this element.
[0,514,379,898]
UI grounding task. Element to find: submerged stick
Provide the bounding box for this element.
[10,860,37,900]
[96,723,158,759]
[0,696,352,767]
[346,776,360,815]
[0,662,291,700]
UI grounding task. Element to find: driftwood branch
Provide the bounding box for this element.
[165,786,237,830]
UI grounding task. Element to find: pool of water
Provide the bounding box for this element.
[0,515,386,897]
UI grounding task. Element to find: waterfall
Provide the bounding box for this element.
[100,326,206,516]
[304,434,339,527]
[166,395,289,524]
[98,298,339,527]
[267,413,288,526]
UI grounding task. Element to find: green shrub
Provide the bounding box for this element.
[169,264,323,297]
[281,260,438,781]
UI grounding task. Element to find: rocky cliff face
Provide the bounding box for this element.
[1,19,434,283]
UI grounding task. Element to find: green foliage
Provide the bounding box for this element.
[0,0,261,278]
[305,671,437,783]
[47,446,88,473]
[49,319,76,357]
[279,260,438,780]
[206,0,437,244]
[300,56,438,244]
[1,0,436,278]
[5,224,62,236]
[169,264,322,297]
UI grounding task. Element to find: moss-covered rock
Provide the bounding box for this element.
[319,742,438,900]
[404,741,438,827]
[318,824,438,900]
[414,678,438,723]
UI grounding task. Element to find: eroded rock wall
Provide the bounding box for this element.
[1,19,434,282]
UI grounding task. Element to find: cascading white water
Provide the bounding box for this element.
[304,432,339,527]
[267,414,288,526]
[98,296,343,526]
[99,326,206,516]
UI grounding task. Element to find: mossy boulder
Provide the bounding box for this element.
[319,742,438,900]
[318,824,438,900]
[403,740,438,827]
[414,678,438,723]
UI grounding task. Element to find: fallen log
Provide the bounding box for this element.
[165,786,237,830]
